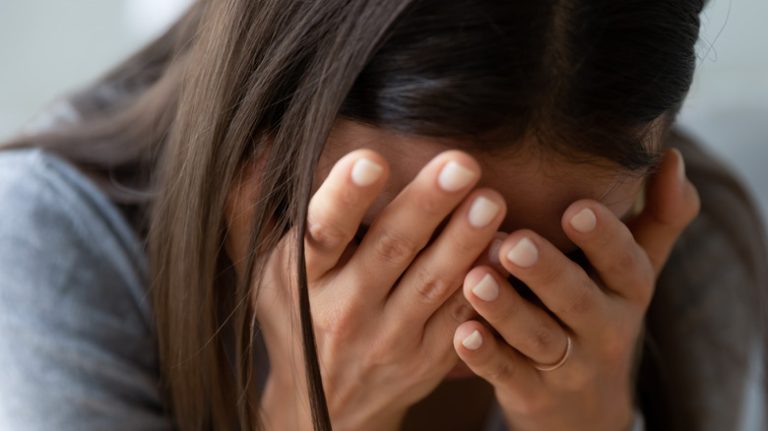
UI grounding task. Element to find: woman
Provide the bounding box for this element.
[0,0,766,430]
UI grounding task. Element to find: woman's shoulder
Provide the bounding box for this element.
[0,145,155,327]
[0,146,171,429]
[640,129,767,430]
[0,146,152,325]
[663,128,767,306]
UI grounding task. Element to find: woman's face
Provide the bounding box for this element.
[316,119,647,256]
[226,118,648,279]
[224,118,651,381]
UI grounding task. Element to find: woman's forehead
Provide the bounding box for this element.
[323,119,645,252]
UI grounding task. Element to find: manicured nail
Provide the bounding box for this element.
[351,158,383,187]
[468,196,500,228]
[462,330,483,350]
[506,237,538,267]
[675,149,686,182]
[488,237,504,265]
[438,161,476,192]
[570,208,596,233]
[472,274,499,301]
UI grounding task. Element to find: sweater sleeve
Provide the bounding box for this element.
[636,130,768,430]
[0,147,173,430]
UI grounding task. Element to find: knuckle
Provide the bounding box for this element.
[414,269,455,304]
[307,217,352,250]
[416,194,444,218]
[317,302,358,338]
[448,229,480,255]
[364,328,410,367]
[373,230,420,266]
[487,358,515,383]
[363,339,393,367]
[448,296,475,323]
[528,325,559,358]
[566,280,596,316]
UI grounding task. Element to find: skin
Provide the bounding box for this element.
[224,119,701,430]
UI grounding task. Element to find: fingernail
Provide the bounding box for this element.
[468,196,499,228]
[570,208,596,233]
[675,149,686,183]
[462,330,483,350]
[472,274,499,301]
[351,158,383,187]
[488,237,504,265]
[438,161,477,192]
[506,237,538,268]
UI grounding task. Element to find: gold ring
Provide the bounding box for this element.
[532,334,572,372]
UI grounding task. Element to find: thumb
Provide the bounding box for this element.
[626,148,701,275]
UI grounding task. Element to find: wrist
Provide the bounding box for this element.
[331,403,405,431]
[261,375,314,430]
[261,374,405,431]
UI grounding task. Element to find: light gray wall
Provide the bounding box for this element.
[0,0,190,138]
[677,0,768,224]
[1,0,766,222]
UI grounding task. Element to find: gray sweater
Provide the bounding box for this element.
[0,136,763,430]
[0,147,170,430]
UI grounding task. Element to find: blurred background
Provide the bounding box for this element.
[0,0,766,225]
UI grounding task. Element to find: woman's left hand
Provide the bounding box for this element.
[453,148,701,431]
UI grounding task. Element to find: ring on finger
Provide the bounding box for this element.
[531,334,572,372]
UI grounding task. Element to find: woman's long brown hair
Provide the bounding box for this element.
[5,1,764,430]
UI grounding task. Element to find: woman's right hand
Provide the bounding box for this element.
[256,149,507,431]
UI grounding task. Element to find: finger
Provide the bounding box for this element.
[420,232,509,356]
[453,321,542,408]
[305,149,389,281]
[347,151,481,300]
[420,288,478,371]
[561,200,655,305]
[497,230,609,332]
[462,266,570,366]
[385,189,506,329]
[625,148,701,275]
